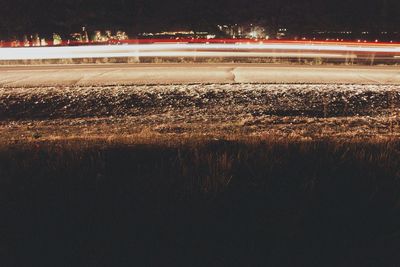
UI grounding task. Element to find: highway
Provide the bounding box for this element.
[0,63,399,86]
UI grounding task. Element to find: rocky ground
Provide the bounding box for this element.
[1,84,400,144]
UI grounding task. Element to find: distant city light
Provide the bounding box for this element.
[1,24,399,49]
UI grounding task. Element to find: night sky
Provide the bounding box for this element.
[0,0,399,38]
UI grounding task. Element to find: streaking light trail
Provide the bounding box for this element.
[0,40,399,61]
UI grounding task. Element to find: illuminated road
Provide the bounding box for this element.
[1,64,399,86]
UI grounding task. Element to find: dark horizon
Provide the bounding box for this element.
[0,0,399,38]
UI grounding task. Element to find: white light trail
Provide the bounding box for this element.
[0,42,399,60]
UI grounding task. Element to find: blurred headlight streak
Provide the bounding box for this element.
[0,41,399,60]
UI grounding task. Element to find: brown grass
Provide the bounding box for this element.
[2,135,400,266]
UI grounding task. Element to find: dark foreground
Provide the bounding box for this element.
[2,139,400,266]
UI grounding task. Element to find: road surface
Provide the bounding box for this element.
[1,63,399,86]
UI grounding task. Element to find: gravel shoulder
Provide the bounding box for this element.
[1,84,400,144]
